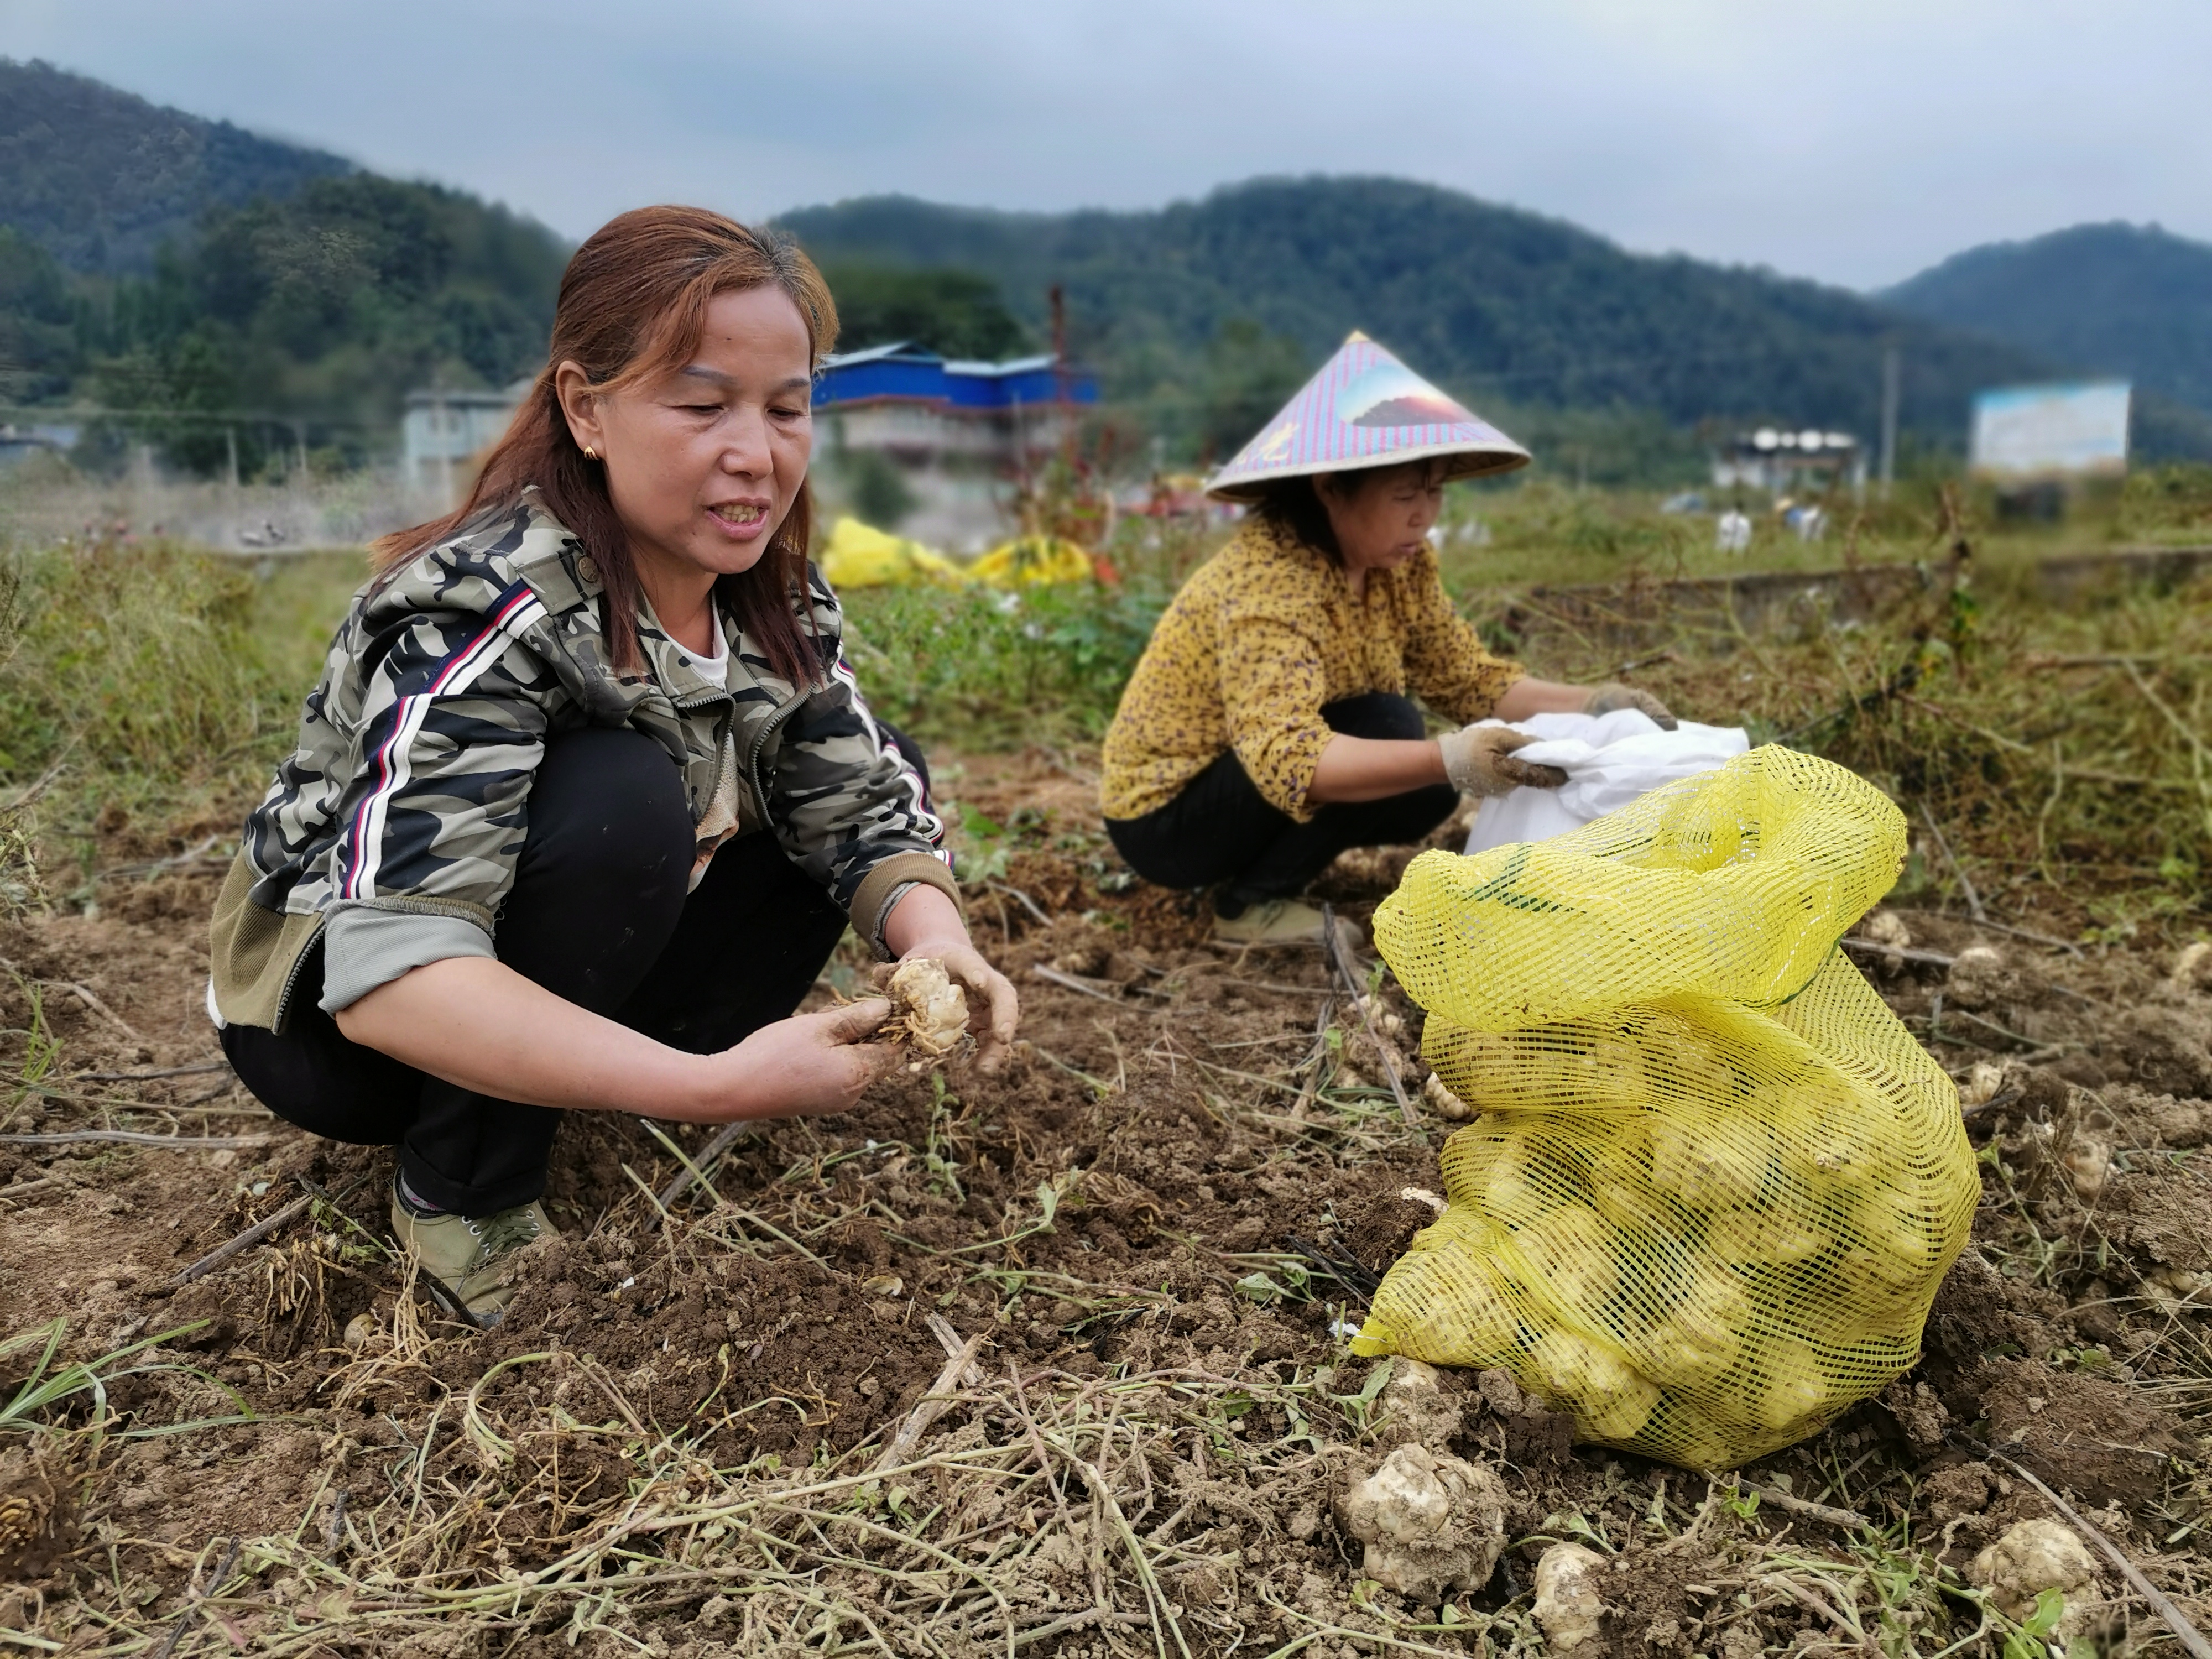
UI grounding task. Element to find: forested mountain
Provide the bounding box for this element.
[0,59,351,274]
[75,173,572,473]
[3,59,2208,479]
[0,62,570,473]
[1882,222,2212,420]
[780,180,2212,466]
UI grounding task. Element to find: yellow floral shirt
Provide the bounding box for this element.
[1099,517,1525,823]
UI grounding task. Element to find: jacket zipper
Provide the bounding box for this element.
[675,687,735,817]
[744,686,810,823]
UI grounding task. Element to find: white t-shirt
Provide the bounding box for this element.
[689,609,744,888]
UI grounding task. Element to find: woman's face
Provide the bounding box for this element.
[562,285,815,587]
[1317,464,1445,575]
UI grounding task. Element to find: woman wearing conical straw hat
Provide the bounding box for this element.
[1099,333,1677,947]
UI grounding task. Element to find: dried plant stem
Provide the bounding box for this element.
[655,1120,758,1210]
[873,1331,989,1475]
[1321,904,1418,1134]
[1029,963,1126,1004]
[175,1190,314,1285]
[2,1129,272,1149]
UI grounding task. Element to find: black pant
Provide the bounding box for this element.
[1104,692,1458,914]
[221,724,921,1215]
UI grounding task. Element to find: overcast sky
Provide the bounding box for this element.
[4,0,2203,291]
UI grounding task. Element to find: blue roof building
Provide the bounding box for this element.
[812,343,1097,413]
[811,343,1099,549]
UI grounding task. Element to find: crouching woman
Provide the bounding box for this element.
[1100,335,1673,946]
[208,206,1018,1322]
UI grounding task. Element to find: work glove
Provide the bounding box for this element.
[1583,682,1678,730]
[1437,724,1568,797]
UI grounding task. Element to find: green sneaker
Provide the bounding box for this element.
[389,1185,555,1327]
[1212,898,1365,952]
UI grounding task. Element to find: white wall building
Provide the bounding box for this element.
[1710,427,1865,499]
[401,381,531,501]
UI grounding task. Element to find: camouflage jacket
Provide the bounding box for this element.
[209,490,956,1034]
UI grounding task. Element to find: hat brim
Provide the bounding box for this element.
[1204,441,1531,504]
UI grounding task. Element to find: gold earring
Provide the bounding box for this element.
[582,445,599,461]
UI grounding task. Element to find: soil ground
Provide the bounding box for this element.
[2,748,2209,1656]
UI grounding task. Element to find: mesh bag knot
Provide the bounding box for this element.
[1354,746,1978,1468]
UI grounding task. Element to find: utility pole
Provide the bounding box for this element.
[1049,284,1068,400]
[1048,284,1075,473]
[1879,345,1900,500]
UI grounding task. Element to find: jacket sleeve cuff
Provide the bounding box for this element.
[319,905,496,1014]
[1243,723,1333,823]
[851,853,962,960]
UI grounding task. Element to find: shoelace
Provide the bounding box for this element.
[466,1207,543,1262]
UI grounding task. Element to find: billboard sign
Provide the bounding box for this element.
[1969,381,2131,480]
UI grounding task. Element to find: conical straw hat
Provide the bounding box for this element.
[1203,332,1530,502]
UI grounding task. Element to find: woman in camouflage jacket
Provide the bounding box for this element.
[210,207,1018,1323]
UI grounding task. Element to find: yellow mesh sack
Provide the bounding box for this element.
[1353,746,1978,1468]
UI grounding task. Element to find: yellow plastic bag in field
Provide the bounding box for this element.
[968,534,1094,587]
[818,517,967,589]
[1354,746,1978,1468]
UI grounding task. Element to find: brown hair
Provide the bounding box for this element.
[371,206,839,684]
[1253,458,1451,566]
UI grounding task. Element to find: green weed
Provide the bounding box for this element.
[0,1318,248,1449]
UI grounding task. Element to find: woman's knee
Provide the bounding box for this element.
[517,727,695,894]
[221,1003,420,1146]
[1343,781,1459,846]
[1321,692,1427,742]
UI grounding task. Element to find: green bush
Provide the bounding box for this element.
[0,544,362,877]
[842,577,1167,749]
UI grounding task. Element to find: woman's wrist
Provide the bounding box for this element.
[1492,676,1592,721]
[1307,733,1449,804]
[883,883,970,959]
[632,1040,784,1125]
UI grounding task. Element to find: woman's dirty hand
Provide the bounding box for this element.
[1438,724,1569,796]
[1583,683,1679,729]
[709,998,897,1120]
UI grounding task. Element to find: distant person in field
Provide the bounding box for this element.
[209,207,1018,1325]
[1099,332,1677,947]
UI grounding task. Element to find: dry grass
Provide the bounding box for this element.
[1507,550,2212,943]
[5,505,2210,1654]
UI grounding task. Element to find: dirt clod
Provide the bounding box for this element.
[1377,1357,1465,1451]
[2109,1004,2212,1097]
[1335,1443,1507,1603]
[1945,945,2016,1010]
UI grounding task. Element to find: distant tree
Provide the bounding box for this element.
[0,228,76,401]
[840,449,917,530]
[781,179,2212,469]
[1197,318,1308,461]
[0,58,350,275]
[819,263,1031,359]
[1884,223,2212,422]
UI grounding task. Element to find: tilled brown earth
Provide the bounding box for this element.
[2,752,2209,1656]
